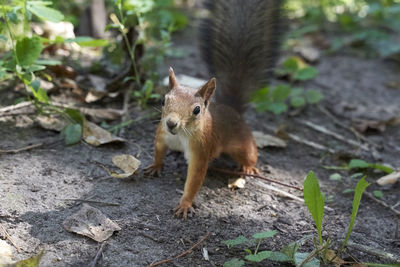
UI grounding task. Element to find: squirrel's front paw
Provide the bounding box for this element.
[143,164,163,177]
[242,166,259,175]
[173,199,195,220]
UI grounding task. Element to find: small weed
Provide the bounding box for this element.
[252,56,322,115]
[222,171,371,266]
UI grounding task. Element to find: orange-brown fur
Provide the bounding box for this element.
[145,68,258,219]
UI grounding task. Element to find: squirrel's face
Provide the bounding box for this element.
[161,68,216,136]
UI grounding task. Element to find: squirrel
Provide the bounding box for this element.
[145,0,282,219]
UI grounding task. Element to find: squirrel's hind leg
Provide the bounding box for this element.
[228,138,259,175]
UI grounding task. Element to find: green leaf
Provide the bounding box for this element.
[289,87,304,96]
[64,108,84,125]
[271,85,291,102]
[245,251,272,262]
[27,2,64,22]
[62,123,82,145]
[223,258,245,267]
[281,235,313,261]
[35,59,61,65]
[294,67,318,81]
[252,230,277,240]
[244,248,252,254]
[30,79,49,103]
[268,102,288,115]
[66,37,109,47]
[341,177,370,249]
[342,188,354,194]
[293,252,320,267]
[13,250,44,267]
[369,164,394,174]
[16,36,43,67]
[303,171,325,244]
[329,173,342,181]
[373,190,383,199]
[222,236,247,249]
[305,90,323,104]
[350,173,363,179]
[282,57,299,74]
[348,159,369,169]
[268,251,292,262]
[290,96,306,107]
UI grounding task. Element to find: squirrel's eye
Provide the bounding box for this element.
[193,106,201,115]
[161,98,165,106]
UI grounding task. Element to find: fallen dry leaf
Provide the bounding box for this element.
[62,204,121,242]
[0,240,13,265]
[252,131,287,148]
[352,119,386,133]
[36,115,67,132]
[83,121,125,146]
[102,154,141,179]
[325,249,347,267]
[228,178,246,189]
[376,171,400,186]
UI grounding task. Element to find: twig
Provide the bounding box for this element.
[0,101,32,113]
[88,242,106,267]
[264,125,336,154]
[0,223,22,253]
[0,143,42,153]
[252,179,304,203]
[364,192,400,216]
[297,119,370,151]
[59,198,120,206]
[119,84,132,136]
[147,232,210,267]
[345,240,400,262]
[316,104,379,149]
[210,167,303,191]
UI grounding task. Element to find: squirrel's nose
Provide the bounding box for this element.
[166,120,178,130]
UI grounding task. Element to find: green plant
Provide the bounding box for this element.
[222,171,371,266]
[106,0,187,107]
[303,171,370,263]
[323,159,394,174]
[0,0,107,145]
[252,56,323,115]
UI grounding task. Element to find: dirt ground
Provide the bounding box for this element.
[1,22,400,267]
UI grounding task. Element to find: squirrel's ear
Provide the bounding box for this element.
[169,67,178,90]
[197,77,216,102]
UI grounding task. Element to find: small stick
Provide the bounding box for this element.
[316,104,379,148]
[252,179,304,203]
[0,101,32,113]
[263,125,336,154]
[119,85,132,136]
[88,242,106,267]
[0,143,42,154]
[147,232,210,267]
[297,119,370,151]
[345,240,400,262]
[60,198,120,206]
[211,167,303,191]
[0,223,22,253]
[364,192,400,216]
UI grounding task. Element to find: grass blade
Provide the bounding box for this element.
[303,171,325,244]
[341,177,370,250]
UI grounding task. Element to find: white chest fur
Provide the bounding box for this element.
[164,132,190,161]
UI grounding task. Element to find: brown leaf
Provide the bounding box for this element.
[62,204,121,242]
[252,131,287,148]
[376,171,400,186]
[36,115,67,132]
[228,178,246,189]
[105,154,140,179]
[352,119,386,133]
[83,121,125,146]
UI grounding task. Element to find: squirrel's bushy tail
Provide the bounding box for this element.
[199,0,282,113]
